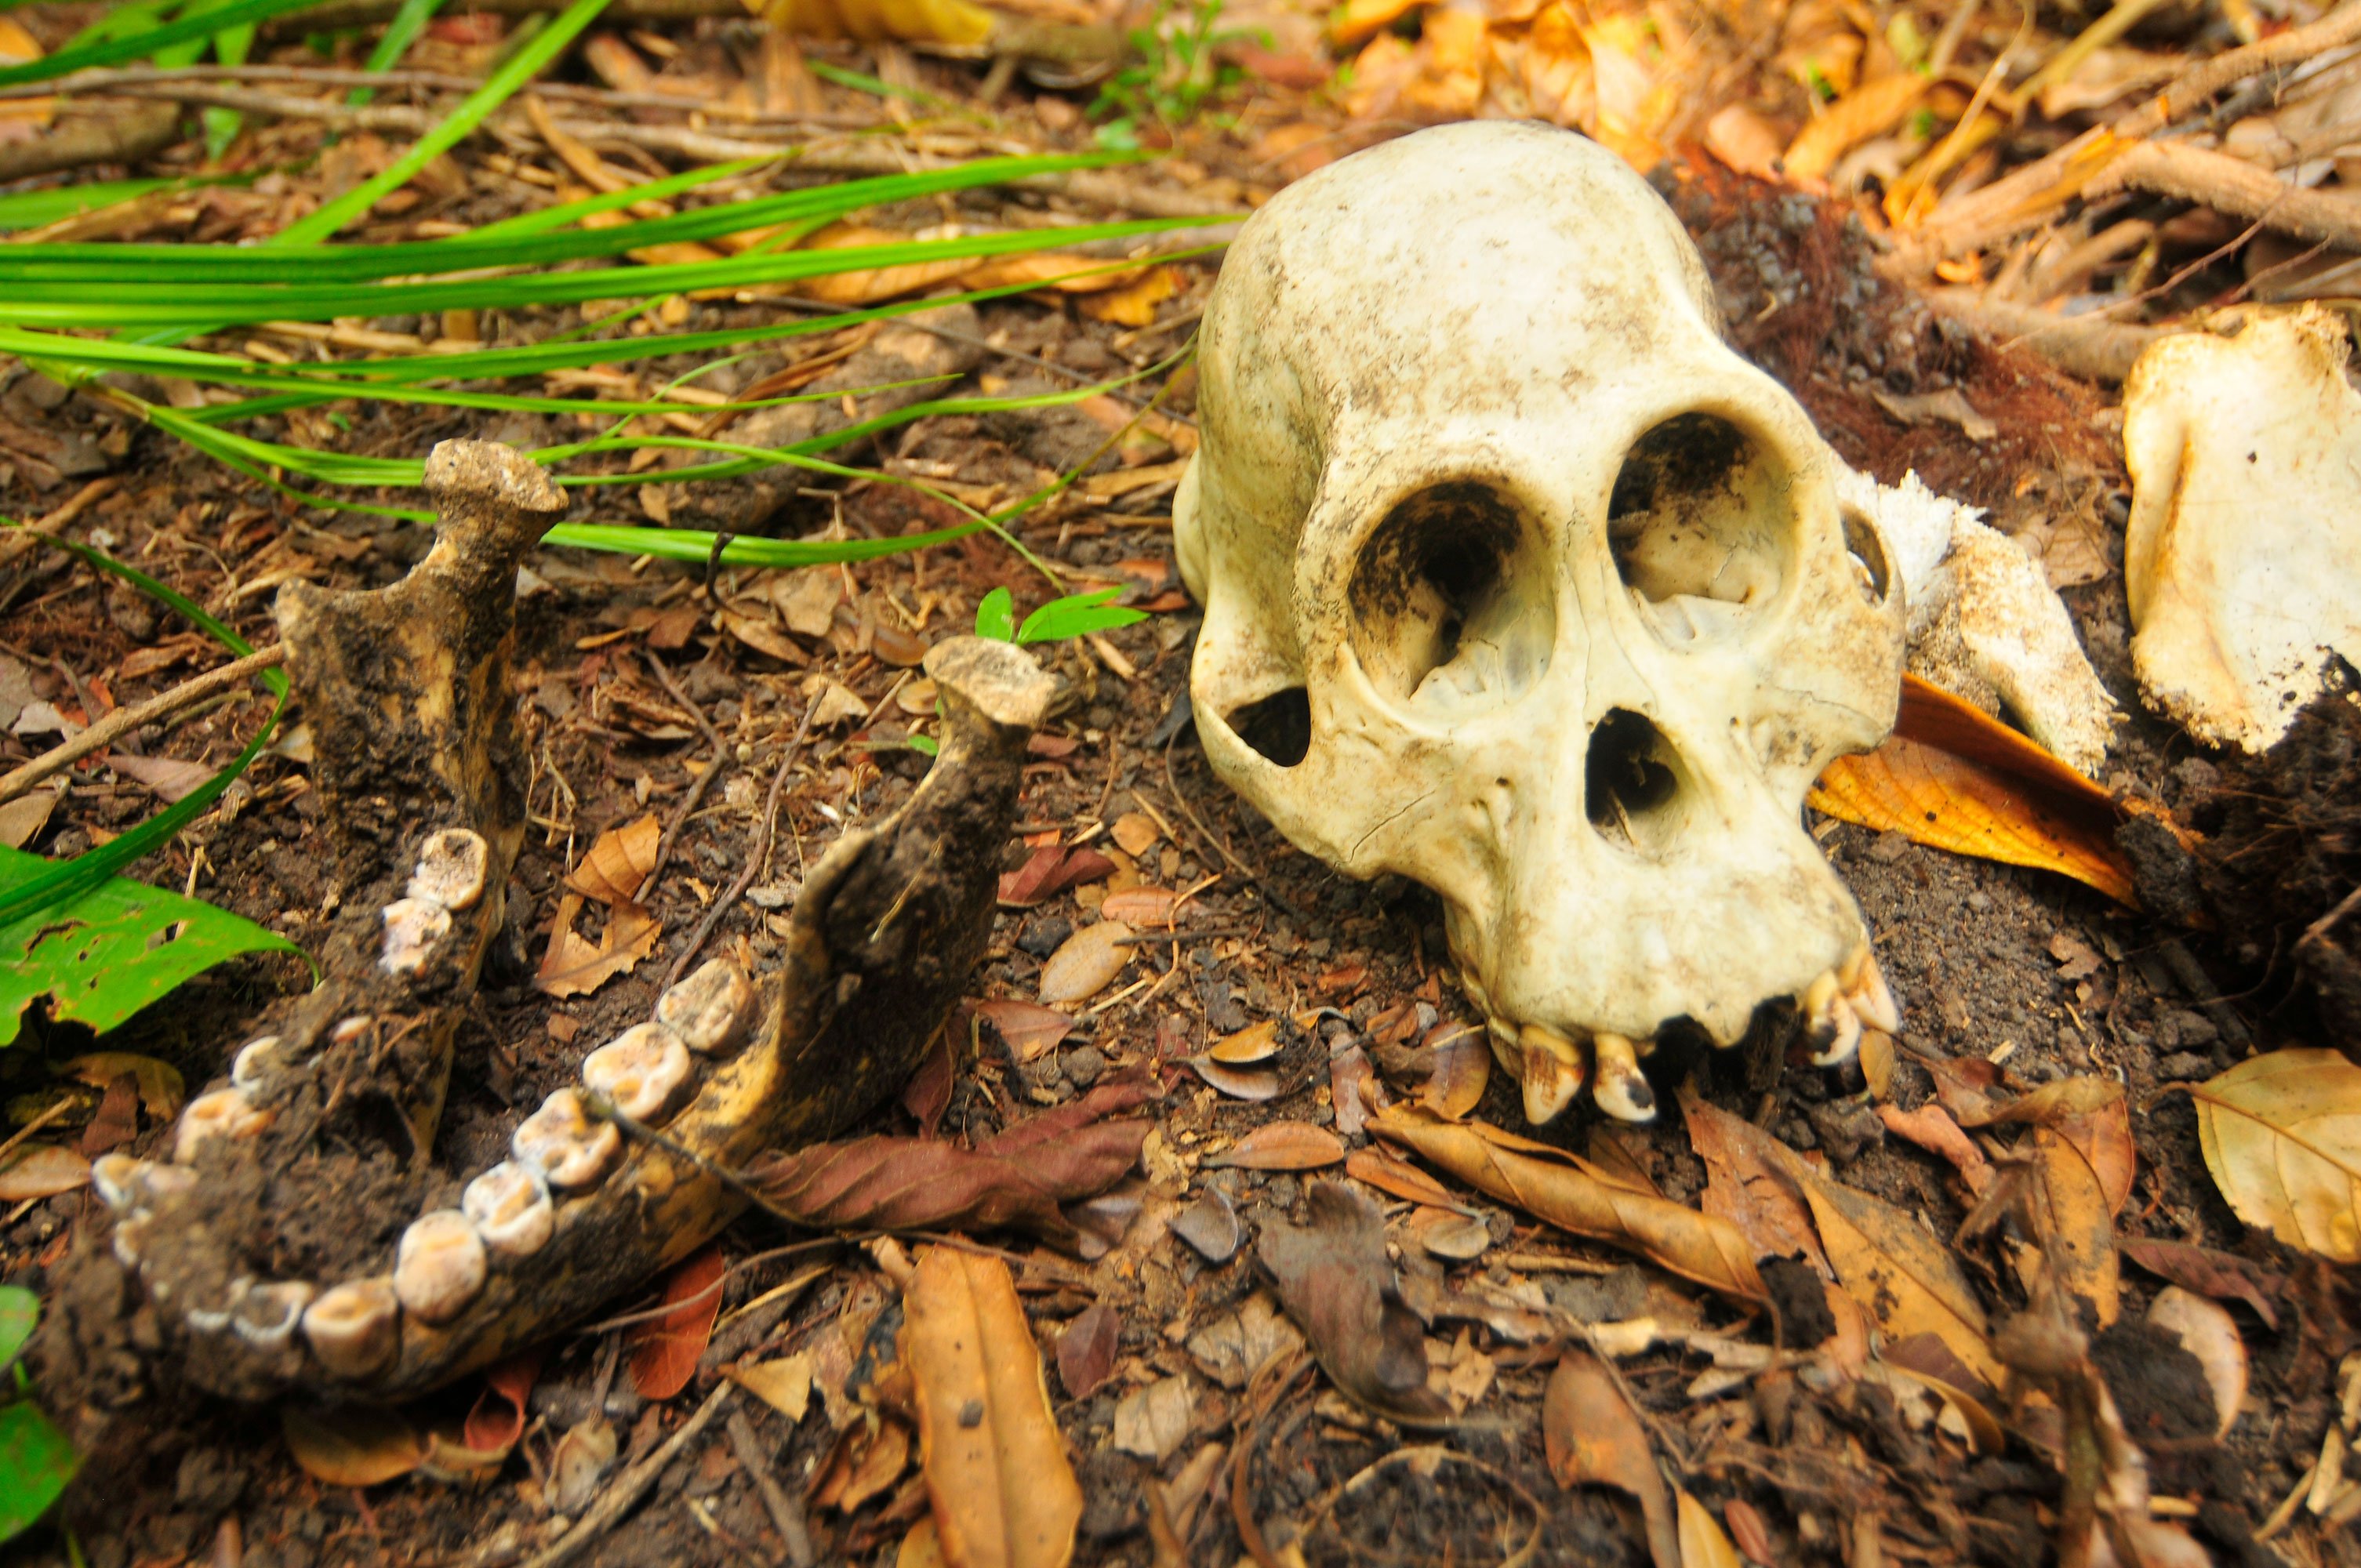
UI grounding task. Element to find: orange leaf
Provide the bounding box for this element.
[970,999,1075,1063]
[1346,1146,1464,1210]
[1809,674,2138,906]
[1543,1349,1677,1568]
[567,812,663,906]
[463,1349,544,1455]
[1204,1120,1345,1171]
[535,892,662,999]
[282,1403,427,1487]
[627,1244,726,1400]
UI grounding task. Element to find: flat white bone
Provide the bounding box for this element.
[380,896,452,976]
[303,1277,401,1379]
[512,1087,622,1192]
[463,1161,554,1258]
[407,827,490,911]
[233,1281,316,1348]
[582,1022,694,1123]
[394,1209,487,1324]
[656,957,756,1055]
[176,1087,276,1163]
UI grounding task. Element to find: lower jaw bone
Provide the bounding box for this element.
[175,1089,276,1163]
[234,1282,316,1348]
[394,1210,489,1324]
[1591,1033,1657,1123]
[657,958,755,1055]
[463,1162,554,1258]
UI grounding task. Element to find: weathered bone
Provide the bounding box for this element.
[462,1163,554,1258]
[407,827,489,912]
[232,1282,314,1348]
[379,896,452,976]
[303,1279,400,1380]
[174,1089,273,1163]
[228,1035,285,1091]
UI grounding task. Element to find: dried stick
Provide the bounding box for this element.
[0,100,178,183]
[0,645,285,808]
[638,651,729,903]
[725,1408,816,1568]
[521,1382,737,1568]
[2093,136,2361,252]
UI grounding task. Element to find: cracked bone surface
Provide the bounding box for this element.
[1174,122,1907,1123]
[44,434,1056,1403]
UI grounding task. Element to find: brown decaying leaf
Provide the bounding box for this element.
[1542,1349,1678,1568]
[628,1244,726,1401]
[1109,812,1161,858]
[1679,1089,1829,1275]
[1373,1105,1765,1303]
[0,1143,89,1201]
[1257,1180,1454,1428]
[1964,1076,2135,1215]
[745,1074,1156,1247]
[815,1417,912,1513]
[568,811,663,906]
[2031,1125,2120,1326]
[903,1030,954,1135]
[1346,1146,1464,1211]
[2190,1048,2361,1262]
[536,891,662,999]
[2148,1287,2245,1439]
[1038,920,1133,1006]
[1876,1102,1992,1195]
[1422,1025,1491,1120]
[282,1403,428,1487]
[970,1000,1074,1063]
[1676,1491,1743,1568]
[997,844,1117,909]
[78,1073,138,1158]
[2118,1238,2280,1329]
[58,1051,183,1119]
[901,1247,1084,1568]
[1808,673,2137,906]
[1057,1304,1121,1401]
[1209,1019,1281,1065]
[1099,886,1179,925]
[461,1351,543,1455]
[1723,1499,1775,1566]
[1204,1120,1345,1171]
[1188,1057,1280,1102]
[730,1353,815,1421]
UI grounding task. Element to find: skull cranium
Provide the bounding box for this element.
[1174,122,1908,1124]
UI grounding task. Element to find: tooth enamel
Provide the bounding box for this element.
[130,1160,196,1210]
[92,1153,140,1213]
[463,1161,554,1258]
[113,1214,152,1268]
[1811,993,1863,1067]
[582,1022,694,1123]
[380,895,452,976]
[331,1014,372,1046]
[394,1209,487,1325]
[656,958,756,1056]
[512,1087,623,1192]
[186,1276,252,1334]
[303,1277,401,1379]
[1847,948,1902,1036]
[1802,968,1842,1026]
[407,828,489,912]
[233,1280,315,1348]
[1592,1033,1658,1123]
[175,1087,276,1163]
[1519,1023,1587,1124]
[231,1034,285,1090]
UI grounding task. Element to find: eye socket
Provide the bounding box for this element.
[1348,481,1553,714]
[1607,413,1793,620]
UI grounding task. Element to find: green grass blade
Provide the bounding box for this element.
[0,0,333,87]
[351,0,445,104]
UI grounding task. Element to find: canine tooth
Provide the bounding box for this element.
[407,828,489,913]
[380,895,452,976]
[186,1276,252,1334]
[1519,1022,1586,1125]
[233,1281,316,1348]
[463,1161,554,1258]
[394,1209,487,1325]
[113,1214,152,1268]
[512,1087,623,1192]
[1801,968,1842,1029]
[1811,993,1863,1067]
[231,1034,285,1090]
[303,1277,401,1379]
[92,1153,140,1213]
[656,958,755,1055]
[1592,1033,1658,1123]
[175,1087,275,1163]
[1845,947,1902,1036]
[583,1022,694,1123]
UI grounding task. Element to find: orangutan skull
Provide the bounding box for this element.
[1174,122,1908,1124]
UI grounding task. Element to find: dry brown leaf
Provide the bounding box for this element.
[1967,1078,2134,1214]
[729,1353,815,1422]
[1876,1102,1993,1196]
[1258,1180,1454,1428]
[720,608,808,666]
[1099,887,1179,926]
[971,1000,1074,1063]
[57,1051,184,1120]
[747,0,993,50]
[1080,267,1180,328]
[1543,1349,1678,1568]
[1108,812,1161,858]
[1204,1120,1344,1171]
[1809,674,2138,906]
[1783,74,1928,183]
[1679,1090,1829,1274]
[2031,1126,2121,1327]
[282,1403,428,1487]
[1037,920,1132,1006]
[2148,1287,2245,1439]
[1188,1058,1280,1101]
[901,1247,1083,1568]
[568,811,662,906]
[1346,1146,1464,1211]
[2119,1238,2280,1328]
[0,1143,88,1201]
[627,1244,725,1401]
[1208,1019,1280,1065]
[1371,1105,1766,1303]
[1423,1025,1491,1120]
[1056,1304,1121,1401]
[535,891,661,999]
[1676,1491,1743,1568]
[2190,1047,2361,1262]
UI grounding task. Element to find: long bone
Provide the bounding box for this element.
[47,441,1057,1406]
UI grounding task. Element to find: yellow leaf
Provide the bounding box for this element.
[1782,74,1927,183]
[58,1051,185,1120]
[282,1403,427,1488]
[568,812,663,906]
[731,1352,816,1421]
[2190,1048,2361,1261]
[2031,1125,2120,1326]
[1676,1491,1743,1568]
[749,0,994,49]
[901,1247,1083,1568]
[1080,267,1180,328]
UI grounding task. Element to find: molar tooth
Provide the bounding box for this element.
[186,1276,252,1334]
[92,1153,140,1213]
[1811,993,1863,1067]
[511,1087,623,1192]
[379,895,452,976]
[1844,947,1902,1036]
[1592,1033,1658,1123]
[233,1281,315,1348]
[1519,1022,1587,1125]
[175,1087,276,1163]
[113,1214,153,1268]
[582,1023,694,1123]
[656,959,755,1055]
[394,1210,487,1325]
[231,1034,285,1090]
[303,1277,401,1379]
[463,1161,554,1258]
[407,827,489,912]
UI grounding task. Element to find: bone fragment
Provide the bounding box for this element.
[234,1281,316,1348]
[184,1276,252,1334]
[407,827,490,912]
[1591,1033,1657,1123]
[2122,306,2361,753]
[175,1087,275,1163]
[656,957,756,1055]
[1518,1022,1586,1126]
[582,1022,695,1123]
[463,1161,555,1258]
[330,1014,373,1045]
[229,1034,286,1091]
[1803,971,1863,1067]
[303,1277,402,1379]
[395,1209,489,1324]
[112,1215,151,1269]
[379,895,452,976]
[513,1087,623,1192]
[130,1160,196,1208]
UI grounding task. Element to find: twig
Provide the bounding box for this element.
[638,652,728,903]
[0,645,285,808]
[725,1409,816,1568]
[1922,291,2167,382]
[0,1096,77,1166]
[657,702,816,996]
[0,100,178,183]
[521,1381,736,1568]
[2093,137,2361,252]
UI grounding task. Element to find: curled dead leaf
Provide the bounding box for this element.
[627,1244,725,1401]
[2119,1238,2280,1328]
[2148,1287,2244,1439]
[282,1403,427,1488]
[2189,1048,2361,1261]
[568,812,662,906]
[58,1052,184,1120]
[1257,1180,1454,1428]
[971,999,1074,1063]
[1204,1120,1344,1171]
[536,891,662,999]
[0,1143,88,1201]
[1542,1349,1678,1568]
[1676,1491,1743,1568]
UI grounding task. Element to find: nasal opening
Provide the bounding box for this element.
[1226,686,1311,767]
[1585,709,1686,852]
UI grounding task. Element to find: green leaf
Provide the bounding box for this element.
[0,1399,78,1543]
[906,735,940,757]
[975,586,1017,641]
[0,0,332,87]
[1016,588,1149,645]
[0,844,303,1049]
[0,1287,34,1373]
[350,0,445,104]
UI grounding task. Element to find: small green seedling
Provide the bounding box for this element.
[903,586,1153,756]
[0,1287,78,1545]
